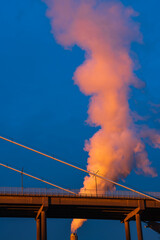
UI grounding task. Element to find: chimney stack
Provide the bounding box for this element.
[70,233,78,240]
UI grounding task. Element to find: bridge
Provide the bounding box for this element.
[1,188,160,240]
[0,136,160,240]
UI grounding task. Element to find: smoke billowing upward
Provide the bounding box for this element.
[44,0,160,233]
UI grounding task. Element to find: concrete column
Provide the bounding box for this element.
[125,221,131,240]
[36,218,41,240]
[136,214,143,240]
[41,210,47,240]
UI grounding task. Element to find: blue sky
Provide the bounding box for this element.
[0,0,160,239]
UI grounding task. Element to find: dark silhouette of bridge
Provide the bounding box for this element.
[0,187,160,240]
[0,188,160,240]
[0,136,160,240]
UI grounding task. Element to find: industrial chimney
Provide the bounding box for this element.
[70,233,78,240]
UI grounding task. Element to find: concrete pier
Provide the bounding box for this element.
[41,211,47,240]
[124,221,131,240]
[36,218,41,240]
[136,214,143,240]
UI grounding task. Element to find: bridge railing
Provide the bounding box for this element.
[0,187,160,199]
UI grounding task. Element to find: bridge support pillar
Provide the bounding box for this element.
[124,221,131,240]
[36,218,41,240]
[136,214,143,240]
[41,210,47,240]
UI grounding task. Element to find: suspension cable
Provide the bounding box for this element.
[0,136,160,203]
[0,162,76,195]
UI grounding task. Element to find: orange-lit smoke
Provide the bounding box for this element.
[44,0,160,233]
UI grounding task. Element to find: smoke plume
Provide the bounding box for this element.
[44,0,160,233]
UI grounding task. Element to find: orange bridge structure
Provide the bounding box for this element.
[0,188,160,240]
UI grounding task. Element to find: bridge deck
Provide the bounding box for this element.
[0,188,160,221]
